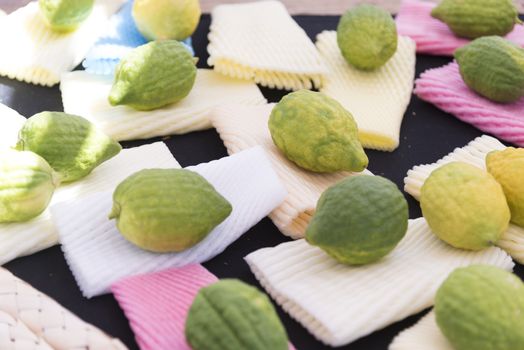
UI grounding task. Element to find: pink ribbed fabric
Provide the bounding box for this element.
[415,62,524,146]
[111,265,217,350]
[396,0,524,56]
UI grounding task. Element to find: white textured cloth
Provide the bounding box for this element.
[389,311,451,350]
[403,135,524,263]
[60,69,266,141]
[207,0,326,90]
[0,0,123,86]
[52,147,287,298]
[210,104,370,239]
[0,142,179,265]
[245,217,513,347]
[0,268,126,349]
[0,103,25,149]
[316,31,416,151]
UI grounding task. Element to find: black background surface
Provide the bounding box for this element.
[1,14,523,350]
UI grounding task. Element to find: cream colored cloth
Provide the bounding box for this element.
[316,31,416,151]
[403,135,524,263]
[0,0,124,86]
[389,311,451,350]
[245,217,513,347]
[207,0,326,90]
[0,103,25,149]
[60,69,266,141]
[0,268,126,349]
[210,104,371,239]
[0,142,180,265]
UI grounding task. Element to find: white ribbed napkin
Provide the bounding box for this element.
[389,311,452,350]
[0,142,179,265]
[0,103,25,149]
[210,104,371,239]
[207,0,326,90]
[245,217,513,347]
[60,69,266,141]
[51,147,287,298]
[0,0,124,86]
[403,135,524,264]
[316,31,416,151]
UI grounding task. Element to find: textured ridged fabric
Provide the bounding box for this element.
[0,268,127,349]
[415,62,524,146]
[396,0,524,56]
[112,265,217,350]
[404,135,524,263]
[82,0,193,76]
[0,103,25,149]
[60,69,266,141]
[316,31,416,151]
[0,0,123,86]
[389,311,451,350]
[210,104,371,239]
[207,0,326,90]
[245,217,513,347]
[52,147,287,297]
[0,142,179,265]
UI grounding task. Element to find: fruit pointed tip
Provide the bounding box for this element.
[108,203,120,220]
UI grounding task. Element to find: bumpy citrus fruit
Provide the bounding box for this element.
[487,147,524,227]
[109,168,232,253]
[268,90,368,173]
[185,279,288,350]
[39,0,94,33]
[435,265,524,350]
[306,175,408,265]
[133,0,201,41]
[421,162,510,250]
[337,4,398,70]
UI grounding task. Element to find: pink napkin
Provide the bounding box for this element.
[415,62,524,146]
[396,0,524,56]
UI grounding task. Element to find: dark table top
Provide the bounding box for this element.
[1,14,523,350]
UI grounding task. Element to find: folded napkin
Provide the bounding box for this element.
[210,104,370,239]
[415,62,524,147]
[316,31,416,151]
[0,268,126,349]
[52,147,287,297]
[396,0,524,56]
[245,217,513,347]
[60,69,266,141]
[0,0,124,86]
[389,311,451,350]
[0,103,25,149]
[82,0,193,76]
[207,0,326,90]
[0,142,179,265]
[403,135,524,264]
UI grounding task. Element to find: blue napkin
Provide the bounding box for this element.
[83,1,194,75]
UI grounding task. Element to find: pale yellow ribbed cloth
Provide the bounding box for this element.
[60,69,267,141]
[404,135,524,263]
[0,0,123,86]
[389,311,452,350]
[210,104,370,239]
[207,0,327,90]
[316,31,416,151]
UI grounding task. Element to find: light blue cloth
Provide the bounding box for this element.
[83,0,194,75]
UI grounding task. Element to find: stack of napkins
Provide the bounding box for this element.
[207,0,326,90]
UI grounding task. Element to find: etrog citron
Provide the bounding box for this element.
[39,0,94,33]
[455,36,524,103]
[421,162,510,250]
[487,147,524,227]
[337,4,398,70]
[16,112,121,183]
[431,0,521,39]
[109,168,232,253]
[306,175,408,265]
[435,265,524,350]
[268,90,368,173]
[109,40,197,111]
[132,0,201,41]
[0,149,58,223]
[185,279,289,350]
